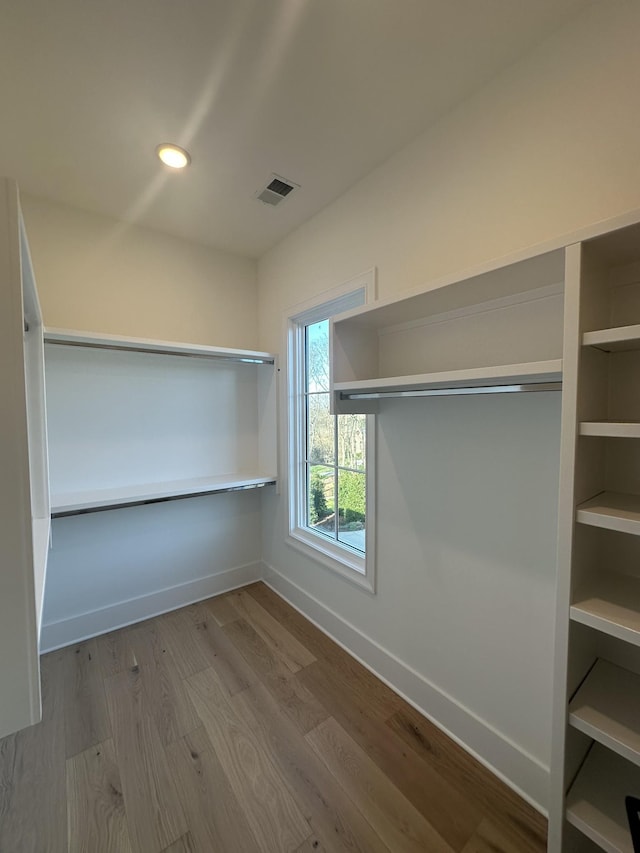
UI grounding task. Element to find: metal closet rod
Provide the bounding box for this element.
[51,479,277,518]
[340,381,562,400]
[44,338,274,365]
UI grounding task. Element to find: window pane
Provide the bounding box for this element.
[306,320,330,392]
[337,414,366,470]
[307,392,334,464]
[307,464,336,537]
[337,469,366,552]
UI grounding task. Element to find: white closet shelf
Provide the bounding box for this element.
[580,422,640,438]
[51,474,277,516]
[569,659,640,767]
[566,743,638,853]
[571,572,640,646]
[334,359,562,400]
[44,327,276,364]
[577,492,640,535]
[583,324,640,352]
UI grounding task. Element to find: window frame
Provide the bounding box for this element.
[286,270,376,593]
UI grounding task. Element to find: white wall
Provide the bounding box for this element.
[257,1,640,810]
[41,492,263,651]
[20,196,265,650]
[21,195,258,348]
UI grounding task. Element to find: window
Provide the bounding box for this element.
[287,272,375,592]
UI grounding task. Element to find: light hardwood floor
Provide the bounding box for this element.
[0,582,547,852]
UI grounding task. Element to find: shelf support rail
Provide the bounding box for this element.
[340,381,562,400]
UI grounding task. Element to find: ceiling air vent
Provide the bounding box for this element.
[256,174,299,206]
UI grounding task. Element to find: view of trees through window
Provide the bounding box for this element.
[305,319,366,552]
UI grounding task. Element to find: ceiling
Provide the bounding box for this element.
[0,0,595,258]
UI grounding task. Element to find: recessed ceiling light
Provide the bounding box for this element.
[156,143,191,169]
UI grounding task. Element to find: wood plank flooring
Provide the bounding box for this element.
[0,582,548,852]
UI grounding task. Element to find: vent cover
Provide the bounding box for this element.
[256,174,299,206]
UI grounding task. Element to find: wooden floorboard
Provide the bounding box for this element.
[231,676,394,853]
[0,582,547,852]
[299,660,483,851]
[66,738,132,853]
[64,638,111,759]
[165,728,262,853]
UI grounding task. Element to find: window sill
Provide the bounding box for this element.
[286,527,375,594]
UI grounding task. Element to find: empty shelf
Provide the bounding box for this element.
[44,328,276,364]
[334,359,562,399]
[571,572,640,646]
[566,743,639,853]
[570,660,640,767]
[52,474,277,516]
[577,492,640,535]
[580,422,640,439]
[583,325,640,353]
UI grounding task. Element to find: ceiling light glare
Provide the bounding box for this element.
[156,144,191,169]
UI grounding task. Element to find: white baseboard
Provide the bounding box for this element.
[262,562,549,813]
[39,562,262,653]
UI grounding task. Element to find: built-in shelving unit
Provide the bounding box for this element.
[569,659,640,766]
[549,219,640,852]
[0,178,50,738]
[44,329,278,515]
[330,250,565,413]
[566,744,640,853]
[327,216,640,850]
[39,324,279,651]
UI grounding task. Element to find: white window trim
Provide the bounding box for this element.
[285,270,376,594]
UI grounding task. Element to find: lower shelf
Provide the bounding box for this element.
[51,474,277,516]
[566,743,639,853]
[577,493,640,536]
[571,573,640,646]
[569,660,640,767]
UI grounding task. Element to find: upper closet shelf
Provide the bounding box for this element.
[44,328,276,364]
[52,474,276,517]
[583,324,640,352]
[335,359,562,400]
